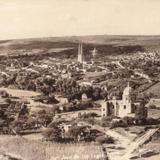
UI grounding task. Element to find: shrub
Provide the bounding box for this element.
[148,104,157,109]
[85,117,95,125]
[123,116,134,125]
[0,90,10,98]
[96,135,114,144]
[68,126,86,141]
[101,116,115,127]
[135,106,148,120]
[111,120,128,128]
[134,118,147,125]
[51,105,60,114]
[145,118,159,125]
[80,112,98,119]
[42,127,62,142]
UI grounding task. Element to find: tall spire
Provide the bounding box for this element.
[92,48,97,57]
[78,43,83,63]
[127,81,130,87]
[123,82,132,104]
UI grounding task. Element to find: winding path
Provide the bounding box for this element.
[91,124,159,160]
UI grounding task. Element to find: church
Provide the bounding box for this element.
[77,43,98,64]
[101,83,147,118]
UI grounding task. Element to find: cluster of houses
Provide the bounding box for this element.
[0,43,155,139]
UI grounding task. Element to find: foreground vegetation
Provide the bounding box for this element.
[0,136,106,160]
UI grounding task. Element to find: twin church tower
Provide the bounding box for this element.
[77,43,97,63]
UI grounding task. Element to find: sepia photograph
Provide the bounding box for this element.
[0,0,160,159]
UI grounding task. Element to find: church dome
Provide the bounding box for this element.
[123,83,132,96]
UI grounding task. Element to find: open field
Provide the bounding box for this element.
[55,108,101,121]
[0,87,40,98]
[0,136,106,160]
[23,133,43,141]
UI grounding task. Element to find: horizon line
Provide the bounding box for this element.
[1,34,160,41]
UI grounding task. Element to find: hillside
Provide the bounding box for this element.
[0,35,160,58]
[141,82,160,98]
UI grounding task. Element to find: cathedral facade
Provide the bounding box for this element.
[101,83,147,118]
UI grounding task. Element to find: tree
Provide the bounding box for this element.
[51,105,60,114]
[47,94,59,104]
[37,113,53,127]
[123,116,134,125]
[42,126,62,142]
[135,105,147,119]
[148,104,157,109]
[0,90,10,98]
[135,105,148,125]
[92,88,101,100]
[138,93,151,105]
[10,120,24,134]
[68,126,86,141]
[101,116,115,127]
[100,89,108,99]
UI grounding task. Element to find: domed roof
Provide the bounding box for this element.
[123,82,132,95]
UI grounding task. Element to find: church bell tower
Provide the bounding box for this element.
[78,43,83,63]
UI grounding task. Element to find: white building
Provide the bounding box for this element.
[101,83,147,118]
[81,93,88,101]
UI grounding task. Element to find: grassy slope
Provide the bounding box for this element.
[142,82,160,98]
[0,136,105,160]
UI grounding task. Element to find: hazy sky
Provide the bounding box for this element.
[0,0,160,40]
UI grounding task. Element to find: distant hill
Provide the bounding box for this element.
[0,35,160,57]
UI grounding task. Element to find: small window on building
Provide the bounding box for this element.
[124,105,126,109]
[103,108,105,111]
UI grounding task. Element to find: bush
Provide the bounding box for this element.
[96,135,114,144]
[135,118,147,125]
[135,106,147,120]
[76,101,94,110]
[51,105,60,114]
[80,112,98,119]
[111,120,128,128]
[85,117,95,125]
[148,104,157,109]
[0,90,10,98]
[123,116,134,125]
[68,126,86,141]
[42,127,62,142]
[145,118,159,125]
[101,116,115,127]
